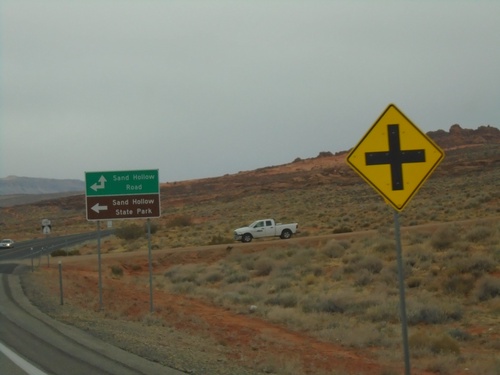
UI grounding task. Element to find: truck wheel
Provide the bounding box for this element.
[280,229,292,239]
[242,233,253,243]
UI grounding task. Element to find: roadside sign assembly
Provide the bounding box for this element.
[346,104,444,375]
[84,169,161,313]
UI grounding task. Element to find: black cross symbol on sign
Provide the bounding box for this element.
[365,124,426,190]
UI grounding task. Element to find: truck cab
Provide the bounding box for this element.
[249,219,277,239]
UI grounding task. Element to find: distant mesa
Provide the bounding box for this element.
[0,176,85,195]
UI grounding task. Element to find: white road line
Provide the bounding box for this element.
[0,342,48,375]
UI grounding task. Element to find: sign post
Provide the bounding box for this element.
[85,169,161,312]
[347,104,444,375]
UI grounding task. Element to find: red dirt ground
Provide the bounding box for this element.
[43,244,457,375]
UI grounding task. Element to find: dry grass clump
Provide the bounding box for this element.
[474,276,500,301]
[409,331,460,355]
[430,225,459,250]
[321,239,348,258]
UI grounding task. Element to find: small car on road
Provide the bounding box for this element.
[0,239,15,249]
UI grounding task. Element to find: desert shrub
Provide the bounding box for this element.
[464,192,491,209]
[225,271,250,284]
[331,323,384,349]
[406,276,422,289]
[166,215,193,228]
[354,269,373,286]
[208,234,232,245]
[358,255,383,274]
[332,226,352,234]
[204,271,224,283]
[430,335,460,355]
[265,293,298,308]
[464,358,500,375]
[110,265,123,277]
[409,332,460,355]
[268,277,292,292]
[301,294,348,314]
[254,257,274,276]
[449,254,497,277]
[407,245,433,264]
[170,281,196,294]
[312,266,323,276]
[474,276,500,301]
[465,225,494,242]
[366,300,399,323]
[430,226,458,250]
[216,291,255,306]
[342,251,361,264]
[241,257,255,271]
[344,254,383,275]
[128,263,142,271]
[51,249,80,257]
[51,249,65,257]
[407,232,425,244]
[115,223,144,240]
[373,239,394,254]
[164,264,200,284]
[406,299,463,325]
[321,240,347,258]
[301,273,317,286]
[443,274,475,296]
[448,328,472,341]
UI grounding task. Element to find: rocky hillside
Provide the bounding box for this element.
[428,124,500,148]
[2,124,498,210]
[154,124,500,211]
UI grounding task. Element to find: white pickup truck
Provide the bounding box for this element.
[233,219,299,243]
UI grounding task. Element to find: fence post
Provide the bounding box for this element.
[59,261,64,306]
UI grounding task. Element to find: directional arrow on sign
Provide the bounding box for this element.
[91,176,107,192]
[91,203,108,213]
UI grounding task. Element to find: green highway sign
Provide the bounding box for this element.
[85,169,160,221]
[85,169,159,196]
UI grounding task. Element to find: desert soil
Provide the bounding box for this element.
[20,242,407,375]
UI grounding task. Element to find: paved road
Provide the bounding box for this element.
[0,233,186,375]
[0,230,115,263]
[0,347,32,375]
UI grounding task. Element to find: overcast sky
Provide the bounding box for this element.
[1,1,499,182]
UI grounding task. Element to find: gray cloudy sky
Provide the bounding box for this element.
[1,1,499,182]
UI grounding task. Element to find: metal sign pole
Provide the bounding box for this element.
[97,220,103,311]
[394,210,411,375]
[58,261,64,306]
[147,219,154,313]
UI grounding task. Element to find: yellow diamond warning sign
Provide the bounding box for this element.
[346,104,444,211]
